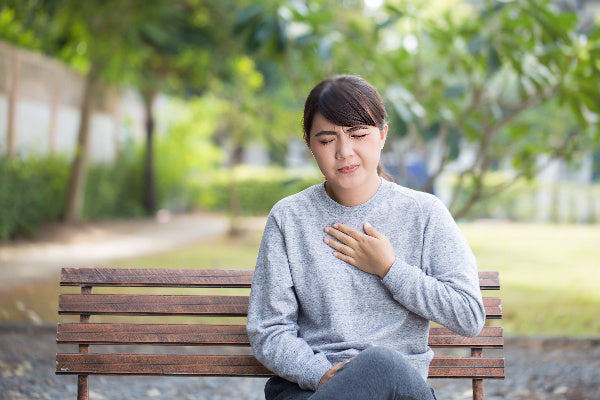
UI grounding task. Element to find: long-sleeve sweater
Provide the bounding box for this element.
[246,179,486,392]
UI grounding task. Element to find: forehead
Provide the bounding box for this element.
[310,113,338,131]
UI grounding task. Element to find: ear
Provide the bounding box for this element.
[380,124,388,149]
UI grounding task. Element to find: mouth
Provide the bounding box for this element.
[337,165,359,174]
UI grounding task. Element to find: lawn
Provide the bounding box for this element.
[460,221,600,337]
[2,221,599,337]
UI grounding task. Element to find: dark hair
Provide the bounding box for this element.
[302,75,391,179]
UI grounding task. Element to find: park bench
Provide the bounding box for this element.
[55,267,504,400]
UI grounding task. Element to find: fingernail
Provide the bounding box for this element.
[364,222,372,228]
[333,223,339,228]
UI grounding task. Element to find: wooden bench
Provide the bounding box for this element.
[56,267,504,400]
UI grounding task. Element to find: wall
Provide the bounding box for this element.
[0,41,146,162]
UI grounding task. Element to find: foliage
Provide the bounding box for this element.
[82,152,146,220]
[235,0,600,218]
[374,0,600,217]
[155,96,225,211]
[0,151,148,239]
[0,156,68,240]
[193,166,321,216]
[442,171,600,223]
[2,0,599,226]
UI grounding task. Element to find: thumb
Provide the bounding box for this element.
[363,222,381,238]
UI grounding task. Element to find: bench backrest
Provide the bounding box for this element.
[56,268,504,399]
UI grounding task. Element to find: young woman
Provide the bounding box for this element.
[247,75,485,400]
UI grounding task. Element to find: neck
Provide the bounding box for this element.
[325,176,382,207]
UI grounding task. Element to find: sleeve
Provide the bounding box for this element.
[381,196,486,337]
[246,211,332,391]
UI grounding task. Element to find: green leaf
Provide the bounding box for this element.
[233,4,264,35]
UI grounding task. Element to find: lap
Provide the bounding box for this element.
[264,347,436,400]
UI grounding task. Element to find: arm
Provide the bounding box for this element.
[247,212,332,391]
[324,197,485,337]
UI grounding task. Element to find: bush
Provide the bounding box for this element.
[0,150,146,240]
[0,155,69,239]
[83,152,146,220]
[193,166,321,216]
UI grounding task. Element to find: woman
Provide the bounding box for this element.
[247,75,485,400]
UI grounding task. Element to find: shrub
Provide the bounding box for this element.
[192,166,321,216]
[83,152,145,220]
[0,155,69,239]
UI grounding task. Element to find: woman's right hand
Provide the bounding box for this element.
[318,358,354,389]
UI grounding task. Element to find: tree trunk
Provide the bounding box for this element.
[6,50,20,157]
[227,139,244,237]
[64,64,99,223]
[49,64,64,154]
[142,90,157,215]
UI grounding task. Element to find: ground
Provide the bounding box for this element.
[1,326,599,400]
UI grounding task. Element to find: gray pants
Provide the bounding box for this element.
[264,347,437,400]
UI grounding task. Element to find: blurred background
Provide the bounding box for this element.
[0,0,599,399]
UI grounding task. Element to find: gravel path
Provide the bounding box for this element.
[1,325,599,400]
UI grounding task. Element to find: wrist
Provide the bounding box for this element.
[378,257,395,278]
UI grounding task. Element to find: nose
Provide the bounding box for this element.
[335,136,354,159]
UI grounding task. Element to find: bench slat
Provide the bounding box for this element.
[57,323,250,346]
[55,354,504,379]
[60,268,499,290]
[59,295,502,318]
[59,294,249,316]
[56,324,504,348]
[56,354,271,377]
[60,268,254,288]
[428,326,503,348]
[428,357,505,379]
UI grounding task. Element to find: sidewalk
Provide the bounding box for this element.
[0,212,229,292]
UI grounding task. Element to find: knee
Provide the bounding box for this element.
[357,347,434,399]
[358,347,421,382]
[358,346,410,375]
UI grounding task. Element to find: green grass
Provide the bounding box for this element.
[459,221,600,337]
[2,221,599,337]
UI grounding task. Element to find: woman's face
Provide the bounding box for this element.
[308,112,387,198]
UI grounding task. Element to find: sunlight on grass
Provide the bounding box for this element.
[459,221,600,337]
[112,232,263,269]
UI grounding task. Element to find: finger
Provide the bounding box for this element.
[363,222,382,238]
[325,225,357,245]
[331,223,364,240]
[332,251,356,267]
[323,237,354,256]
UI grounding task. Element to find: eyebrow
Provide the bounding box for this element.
[313,125,370,137]
[313,130,337,137]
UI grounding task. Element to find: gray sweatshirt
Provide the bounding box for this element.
[247,179,485,391]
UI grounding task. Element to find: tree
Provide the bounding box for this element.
[4,0,237,220]
[131,1,237,214]
[241,0,600,218]
[369,0,600,217]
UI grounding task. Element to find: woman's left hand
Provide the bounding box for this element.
[324,222,395,278]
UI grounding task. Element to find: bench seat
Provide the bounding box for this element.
[56,267,504,399]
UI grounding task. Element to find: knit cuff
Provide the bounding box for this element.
[298,352,333,392]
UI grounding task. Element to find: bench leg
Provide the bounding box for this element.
[472,378,484,400]
[471,347,484,400]
[77,375,88,400]
[77,286,92,400]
